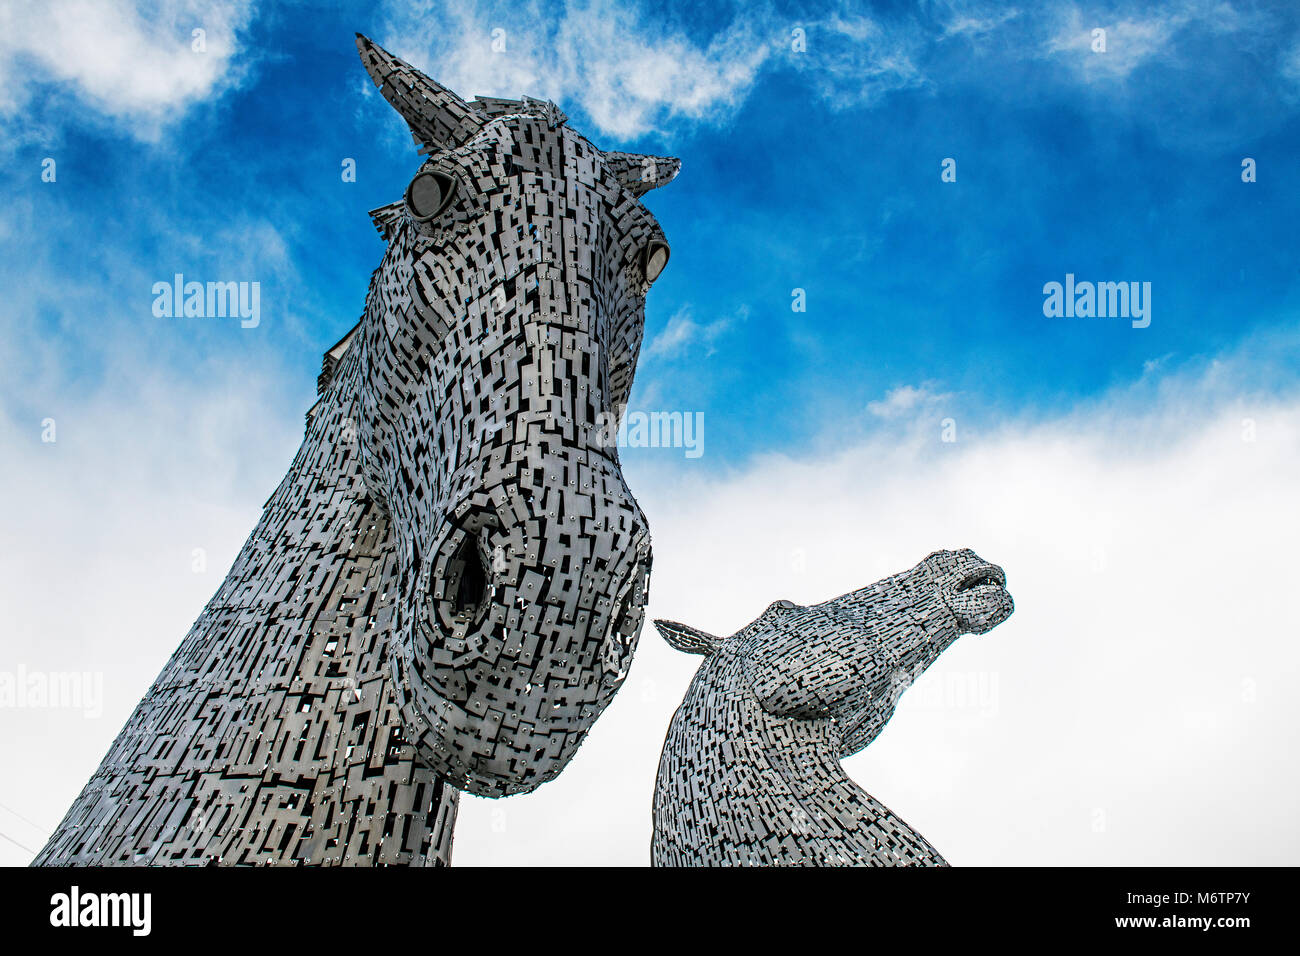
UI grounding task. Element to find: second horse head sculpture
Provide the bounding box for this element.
[652,549,1015,866]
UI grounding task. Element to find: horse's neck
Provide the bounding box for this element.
[656,655,945,866]
[35,354,460,866]
[755,711,948,866]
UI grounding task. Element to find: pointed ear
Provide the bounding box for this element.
[368,200,405,242]
[605,151,681,198]
[654,619,719,655]
[356,33,484,153]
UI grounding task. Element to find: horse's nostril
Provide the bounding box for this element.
[453,538,488,618]
[434,534,490,631]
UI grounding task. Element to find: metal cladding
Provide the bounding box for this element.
[33,35,677,866]
[651,549,1015,867]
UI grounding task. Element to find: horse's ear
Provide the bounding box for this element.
[368,200,405,242]
[605,152,681,198]
[655,619,718,656]
[356,34,484,153]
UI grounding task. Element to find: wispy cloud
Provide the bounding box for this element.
[375,0,957,139]
[939,6,1022,40]
[0,0,255,142]
[644,304,742,361]
[1041,0,1254,81]
[377,0,773,140]
[865,383,954,419]
[788,10,929,109]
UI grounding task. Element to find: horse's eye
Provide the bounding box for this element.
[406,171,455,220]
[643,241,670,283]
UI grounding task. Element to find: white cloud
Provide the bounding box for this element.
[1046,10,1174,79]
[0,357,301,866]
[866,382,952,419]
[793,11,928,108]
[378,0,772,140]
[1042,1,1248,81]
[940,7,1022,40]
[373,0,945,139]
[643,304,741,361]
[0,0,255,141]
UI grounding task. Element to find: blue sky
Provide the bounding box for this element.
[4,0,1298,469]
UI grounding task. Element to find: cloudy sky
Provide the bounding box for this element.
[1,0,1298,865]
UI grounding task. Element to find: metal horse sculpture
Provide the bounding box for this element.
[652,549,1014,866]
[34,35,677,866]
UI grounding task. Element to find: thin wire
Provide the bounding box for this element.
[0,828,36,856]
[0,800,50,837]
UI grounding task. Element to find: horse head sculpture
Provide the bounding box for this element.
[33,36,679,866]
[652,549,1014,865]
[349,36,676,795]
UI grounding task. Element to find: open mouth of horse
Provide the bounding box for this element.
[948,560,1013,636]
[956,566,1006,592]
